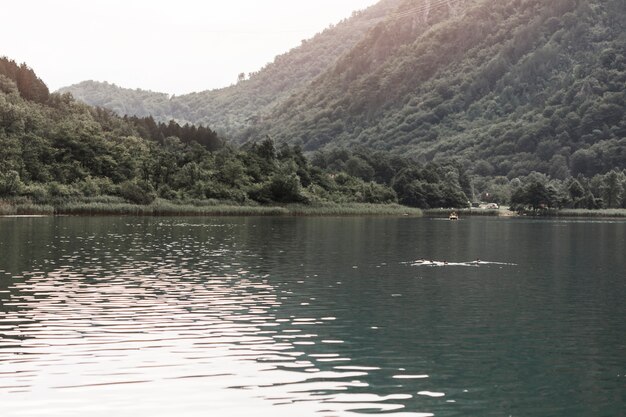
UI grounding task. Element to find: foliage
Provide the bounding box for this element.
[118,180,157,205]
[2,64,424,209]
[0,57,49,103]
[0,170,22,195]
[58,0,625,190]
[261,0,625,183]
[5,0,626,216]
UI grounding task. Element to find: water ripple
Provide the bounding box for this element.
[1,216,624,417]
[0,218,434,416]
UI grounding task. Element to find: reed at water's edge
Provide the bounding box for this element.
[0,198,422,217]
[547,208,626,218]
[423,208,501,217]
[4,198,625,218]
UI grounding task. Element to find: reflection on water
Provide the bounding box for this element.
[0,216,625,417]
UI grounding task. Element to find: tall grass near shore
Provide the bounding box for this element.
[57,201,289,216]
[0,201,54,215]
[0,198,422,217]
[423,208,500,217]
[285,203,422,216]
[550,209,626,218]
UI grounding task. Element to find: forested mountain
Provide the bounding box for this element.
[264,0,626,180]
[61,0,625,186]
[2,55,626,210]
[59,0,403,138]
[1,56,469,209]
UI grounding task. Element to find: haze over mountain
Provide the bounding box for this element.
[61,0,625,181]
[60,0,402,139]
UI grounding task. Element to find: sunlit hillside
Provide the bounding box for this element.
[59,0,625,183]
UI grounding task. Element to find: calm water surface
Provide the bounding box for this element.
[0,216,624,416]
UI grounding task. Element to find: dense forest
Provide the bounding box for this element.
[1,57,466,210]
[263,0,626,179]
[4,0,626,212]
[62,0,625,192]
[3,54,626,211]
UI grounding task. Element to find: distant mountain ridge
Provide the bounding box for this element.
[59,0,404,138]
[60,0,626,180]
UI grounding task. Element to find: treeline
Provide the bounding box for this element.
[2,54,624,212]
[0,57,49,103]
[311,148,470,208]
[311,148,626,210]
[479,170,626,212]
[1,68,407,207]
[124,115,222,151]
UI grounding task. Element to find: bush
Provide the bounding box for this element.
[21,183,48,203]
[262,172,308,204]
[118,180,157,205]
[46,182,79,198]
[202,181,246,203]
[0,170,23,196]
[77,177,101,197]
[359,182,397,204]
[158,184,179,200]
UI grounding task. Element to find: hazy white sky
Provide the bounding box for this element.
[1,0,379,94]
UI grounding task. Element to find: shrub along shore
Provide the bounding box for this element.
[546,208,626,218]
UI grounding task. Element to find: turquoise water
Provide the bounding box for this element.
[0,216,624,416]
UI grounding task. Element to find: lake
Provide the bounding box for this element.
[0,216,624,416]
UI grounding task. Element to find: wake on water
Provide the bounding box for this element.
[402,260,517,267]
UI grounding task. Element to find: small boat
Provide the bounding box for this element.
[448,212,459,220]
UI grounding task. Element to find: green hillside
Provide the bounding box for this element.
[61,0,625,184]
[47,0,626,211]
[266,0,625,181]
[0,56,457,212]
[2,53,626,212]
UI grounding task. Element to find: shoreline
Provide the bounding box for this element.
[424,208,626,219]
[2,200,625,218]
[0,201,423,217]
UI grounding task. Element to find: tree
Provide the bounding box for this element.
[0,170,22,196]
[512,179,556,212]
[345,156,374,181]
[256,136,276,161]
[601,170,623,208]
[219,158,247,188]
[568,179,585,207]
